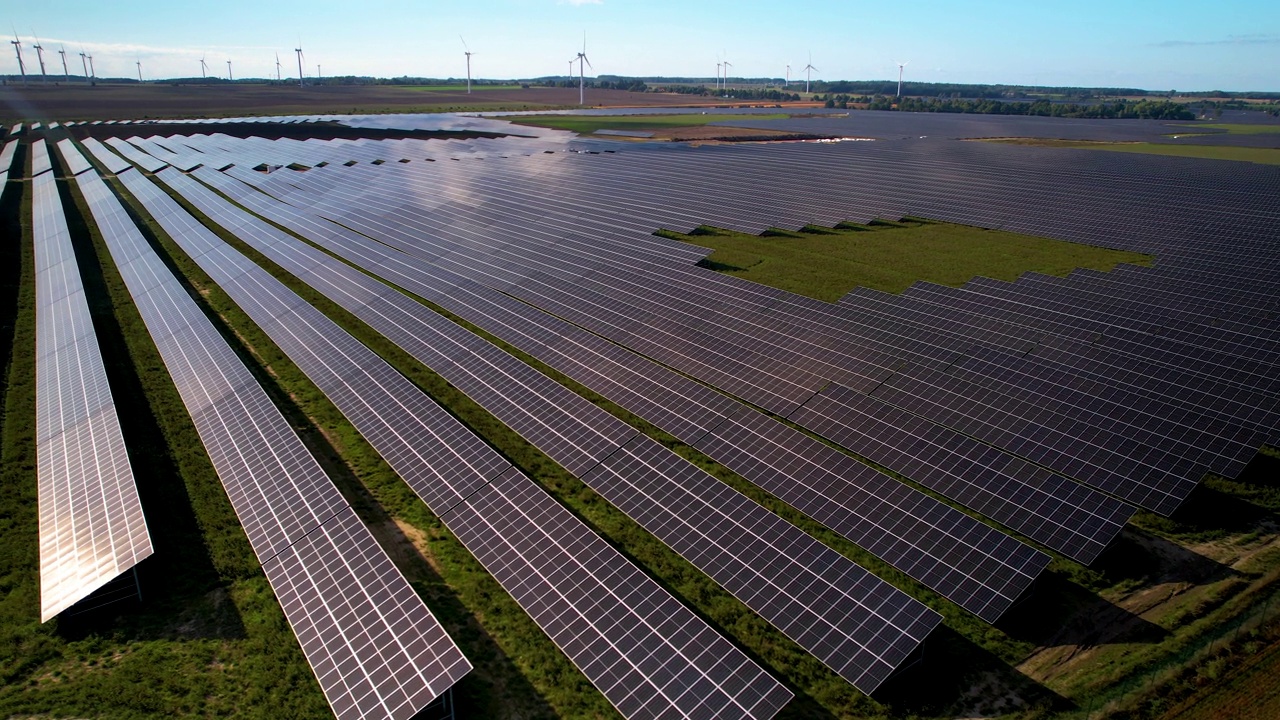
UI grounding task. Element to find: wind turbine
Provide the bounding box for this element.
[295,45,304,87]
[896,61,908,97]
[785,63,790,87]
[226,59,232,81]
[716,61,722,92]
[199,55,208,78]
[9,34,25,85]
[136,60,142,82]
[32,34,47,84]
[58,46,68,82]
[572,33,592,106]
[461,36,472,94]
[316,64,321,82]
[79,50,88,82]
[86,54,95,80]
[275,52,282,80]
[802,52,817,94]
[722,60,732,93]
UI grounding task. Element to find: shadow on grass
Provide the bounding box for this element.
[696,257,750,273]
[1140,482,1275,542]
[53,164,248,644]
[1237,451,1280,488]
[997,567,1168,648]
[875,625,1069,718]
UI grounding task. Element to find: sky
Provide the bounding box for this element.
[3,0,1278,91]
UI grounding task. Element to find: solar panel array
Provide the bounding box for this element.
[181,157,1053,624]
[173,132,1279,526]
[63,149,472,720]
[32,144,153,622]
[107,159,794,719]
[82,117,1280,707]
[149,163,944,692]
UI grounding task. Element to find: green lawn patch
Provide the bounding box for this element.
[659,219,1151,302]
[508,113,787,135]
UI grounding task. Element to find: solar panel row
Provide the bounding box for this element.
[64,151,472,720]
[105,157,794,719]
[181,157,1051,622]
[32,147,153,622]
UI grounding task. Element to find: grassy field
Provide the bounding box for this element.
[4,132,1280,720]
[987,138,1280,165]
[658,219,1152,302]
[509,113,788,135]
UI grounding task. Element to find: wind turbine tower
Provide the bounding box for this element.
[226,59,232,81]
[316,64,321,82]
[200,55,207,78]
[86,54,95,80]
[461,36,473,94]
[716,61,722,92]
[136,60,142,82]
[722,60,732,93]
[58,46,68,82]
[896,61,908,97]
[275,52,282,80]
[785,63,790,87]
[573,34,592,106]
[79,51,88,82]
[9,36,25,85]
[32,36,47,83]
[802,52,817,94]
[295,46,304,87]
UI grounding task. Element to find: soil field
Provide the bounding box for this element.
[0,83,768,123]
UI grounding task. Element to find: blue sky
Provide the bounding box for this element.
[4,0,1278,90]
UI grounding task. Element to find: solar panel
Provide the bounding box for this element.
[31,138,53,177]
[68,158,472,720]
[32,166,154,622]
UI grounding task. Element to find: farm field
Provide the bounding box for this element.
[3,112,1280,720]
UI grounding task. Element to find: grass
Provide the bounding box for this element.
[985,138,1280,166]
[508,113,788,135]
[658,219,1152,302]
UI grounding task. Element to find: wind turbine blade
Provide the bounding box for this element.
[460,35,469,51]
[583,55,592,70]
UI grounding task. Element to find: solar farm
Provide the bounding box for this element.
[2,104,1279,720]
